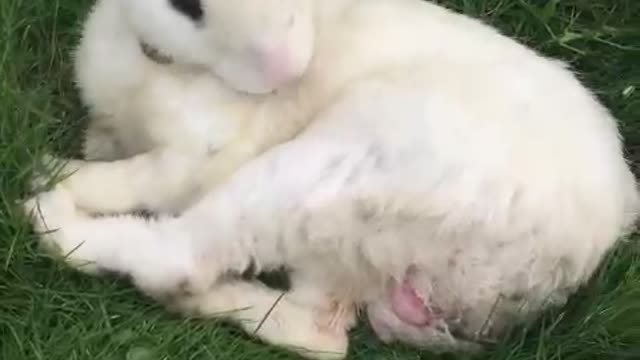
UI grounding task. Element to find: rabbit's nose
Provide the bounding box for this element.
[257,44,307,87]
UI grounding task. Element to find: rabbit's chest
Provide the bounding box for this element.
[128,74,247,154]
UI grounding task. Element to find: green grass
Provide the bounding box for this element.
[1,0,639,359]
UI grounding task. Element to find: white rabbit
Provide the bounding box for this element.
[59,0,330,213]
[26,0,639,359]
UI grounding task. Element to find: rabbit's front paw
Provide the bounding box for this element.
[29,154,81,192]
[22,186,98,274]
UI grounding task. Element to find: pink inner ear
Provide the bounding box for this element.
[390,277,432,327]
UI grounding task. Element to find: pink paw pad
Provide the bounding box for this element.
[390,277,442,327]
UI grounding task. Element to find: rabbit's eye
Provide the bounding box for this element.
[169,0,203,21]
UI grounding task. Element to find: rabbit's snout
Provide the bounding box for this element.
[253,43,308,88]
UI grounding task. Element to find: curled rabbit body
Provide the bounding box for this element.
[26,0,638,358]
[65,0,332,212]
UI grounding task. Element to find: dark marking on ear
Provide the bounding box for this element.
[169,0,203,21]
[140,42,174,65]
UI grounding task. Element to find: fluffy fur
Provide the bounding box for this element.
[25,0,639,359]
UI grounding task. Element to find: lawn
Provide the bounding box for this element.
[1,0,639,359]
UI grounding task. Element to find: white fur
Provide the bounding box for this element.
[26,0,639,358]
[62,0,352,213]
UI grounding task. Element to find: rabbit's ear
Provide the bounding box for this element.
[169,0,203,21]
[117,0,209,66]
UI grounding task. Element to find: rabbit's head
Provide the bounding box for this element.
[119,0,314,94]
